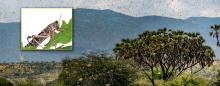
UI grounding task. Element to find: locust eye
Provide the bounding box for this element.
[55,21,58,24]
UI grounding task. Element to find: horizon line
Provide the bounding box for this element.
[1,8,220,23]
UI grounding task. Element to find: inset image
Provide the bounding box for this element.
[21,8,73,50]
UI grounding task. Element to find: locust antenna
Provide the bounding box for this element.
[58,13,61,27]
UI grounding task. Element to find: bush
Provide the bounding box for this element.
[213,70,220,86]
[132,72,209,86]
[0,77,13,86]
[166,75,208,86]
[58,53,137,86]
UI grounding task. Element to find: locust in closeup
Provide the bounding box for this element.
[25,16,62,48]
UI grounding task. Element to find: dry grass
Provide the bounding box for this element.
[213,60,220,67]
[0,62,62,85]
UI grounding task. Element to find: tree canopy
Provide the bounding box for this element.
[210,24,220,47]
[58,53,136,86]
[113,28,215,85]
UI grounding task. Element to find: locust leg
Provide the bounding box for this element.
[32,37,44,48]
[50,31,57,48]
[27,35,49,48]
[34,35,50,48]
[34,35,49,38]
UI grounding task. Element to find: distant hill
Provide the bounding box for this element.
[0,8,219,62]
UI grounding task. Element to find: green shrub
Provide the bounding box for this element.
[213,70,220,86]
[55,80,64,86]
[0,77,13,86]
[58,53,137,86]
[132,72,209,86]
[166,75,208,86]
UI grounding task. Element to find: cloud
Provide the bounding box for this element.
[200,8,220,17]
[0,0,18,22]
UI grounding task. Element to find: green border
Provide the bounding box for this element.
[20,8,73,51]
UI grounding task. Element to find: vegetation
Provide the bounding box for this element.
[0,77,13,86]
[58,53,137,86]
[210,24,220,47]
[17,80,36,86]
[0,62,62,86]
[166,75,208,86]
[44,18,73,50]
[21,43,36,50]
[213,71,220,86]
[114,28,215,85]
[0,60,218,86]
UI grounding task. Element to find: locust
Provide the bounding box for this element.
[25,15,62,48]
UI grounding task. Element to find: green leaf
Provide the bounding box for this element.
[21,42,37,50]
[44,18,73,49]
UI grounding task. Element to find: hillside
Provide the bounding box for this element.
[0,9,219,62]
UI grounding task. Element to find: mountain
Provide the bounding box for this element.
[0,8,219,62]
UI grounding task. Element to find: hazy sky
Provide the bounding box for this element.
[1,0,220,22]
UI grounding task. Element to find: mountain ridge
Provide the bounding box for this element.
[0,8,219,62]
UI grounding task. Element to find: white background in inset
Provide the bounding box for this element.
[21,8,72,49]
